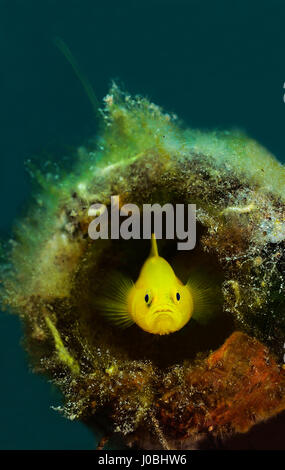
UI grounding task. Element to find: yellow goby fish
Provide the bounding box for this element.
[96,234,214,335]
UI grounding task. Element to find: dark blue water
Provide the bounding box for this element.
[1,0,285,449]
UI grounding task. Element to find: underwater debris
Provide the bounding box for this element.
[127,332,285,449]
[1,85,285,448]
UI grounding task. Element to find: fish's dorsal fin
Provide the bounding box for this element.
[150,233,159,257]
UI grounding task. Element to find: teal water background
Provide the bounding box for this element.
[0,0,285,449]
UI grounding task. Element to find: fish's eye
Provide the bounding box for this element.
[145,294,149,303]
[176,292,180,301]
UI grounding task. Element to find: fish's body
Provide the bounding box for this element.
[96,234,216,335]
[127,239,193,334]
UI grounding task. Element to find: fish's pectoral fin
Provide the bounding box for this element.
[94,272,134,329]
[187,272,222,325]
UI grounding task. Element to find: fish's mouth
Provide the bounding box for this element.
[152,308,174,316]
[147,307,178,335]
